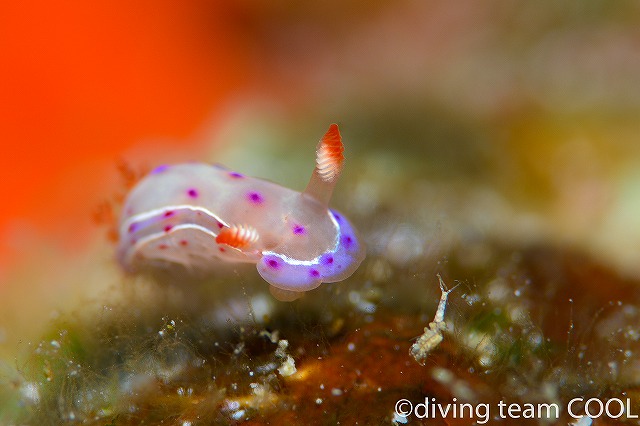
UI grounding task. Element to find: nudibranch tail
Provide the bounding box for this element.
[216,224,259,249]
[304,123,345,206]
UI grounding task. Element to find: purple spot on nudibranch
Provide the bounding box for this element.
[164,225,173,232]
[292,224,306,235]
[320,254,334,265]
[309,269,320,278]
[228,171,244,179]
[341,235,354,249]
[151,164,169,174]
[164,210,175,218]
[128,223,138,233]
[332,211,342,223]
[187,188,199,198]
[247,191,264,204]
[267,259,280,269]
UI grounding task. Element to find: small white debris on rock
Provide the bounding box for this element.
[570,416,594,426]
[275,339,289,358]
[230,409,246,421]
[431,367,454,384]
[259,329,280,344]
[392,411,409,424]
[274,339,297,376]
[277,355,297,377]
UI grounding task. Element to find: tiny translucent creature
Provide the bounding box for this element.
[410,274,458,364]
[117,124,366,301]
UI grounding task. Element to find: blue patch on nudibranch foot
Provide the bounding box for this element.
[257,255,324,292]
[256,209,365,293]
[320,254,334,265]
[341,235,354,249]
[317,210,364,281]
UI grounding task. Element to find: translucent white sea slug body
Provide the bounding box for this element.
[117,124,365,301]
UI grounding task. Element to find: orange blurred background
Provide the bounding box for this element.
[3,1,640,279]
[0,1,256,267]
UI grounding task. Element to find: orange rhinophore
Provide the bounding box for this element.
[303,124,346,207]
[315,123,345,182]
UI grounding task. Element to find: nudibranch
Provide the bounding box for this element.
[117,124,365,301]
